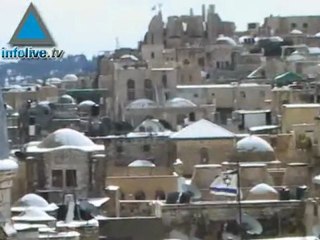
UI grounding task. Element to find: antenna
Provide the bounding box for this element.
[115,37,120,50]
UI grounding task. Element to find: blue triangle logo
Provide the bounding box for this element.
[9,3,55,46]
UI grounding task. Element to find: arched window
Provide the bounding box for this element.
[177,114,186,126]
[134,190,146,200]
[200,147,209,164]
[127,79,135,101]
[162,74,167,88]
[155,190,166,200]
[144,79,153,100]
[151,52,155,59]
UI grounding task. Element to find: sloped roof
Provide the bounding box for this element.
[170,119,235,140]
[274,72,303,87]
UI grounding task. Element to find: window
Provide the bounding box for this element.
[183,59,190,65]
[165,92,170,100]
[151,52,155,59]
[193,93,198,98]
[177,114,185,125]
[200,147,209,164]
[127,79,135,101]
[225,61,230,69]
[144,79,153,100]
[143,144,151,152]
[162,74,167,88]
[66,170,77,187]
[303,23,308,29]
[52,170,63,188]
[240,91,246,98]
[216,61,220,69]
[189,112,195,122]
[134,191,146,200]
[291,23,297,29]
[198,58,205,67]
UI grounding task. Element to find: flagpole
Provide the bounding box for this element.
[235,136,243,240]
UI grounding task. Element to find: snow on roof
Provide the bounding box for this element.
[126,99,157,109]
[13,223,49,231]
[308,47,320,55]
[237,135,274,152]
[63,74,78,82]
[56,219,98,228]
[39,231,81,238]
[12,193,58,212]
[120,54,138,61]
[28,128,104,153]
[128,160,155,168]
[0,158,18,171]
[12,207,56,222]
[151,67,175,71]
[134,119,167,133]
[249,125,279,132]
[78,100,95,107]
[249,183,277,194]
[283,103,320,108]
[165,97,196,108]
[216,35,237,46]
[313,175,320,185]
[87,197,110,207]
[236,109,271,114]
[170,119,235,140]
[176,83,269,89]
[290,29,303,34]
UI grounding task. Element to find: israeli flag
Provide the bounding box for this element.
[210,170,239,197]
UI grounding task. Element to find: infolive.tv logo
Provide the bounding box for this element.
[2,3,64,60]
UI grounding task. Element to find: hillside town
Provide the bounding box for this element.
[3,3,320,240]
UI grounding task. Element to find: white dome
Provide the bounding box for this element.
[78,100,96,112]
[39,128,95,149]
[12,207,56,222]
[165,97,196,108]
[134,119,167,132]
[216,35,237,46]
[120,54,138,61]
[290,29,303,34]
[63,74,78,82]
[0,158,18,171]
[237,135,274,152]
[249,183,277,195]
[315,32,320,37]
[46,78,62,85]
[18,194,49,208]
[126,99,157,109]
[57,94,75,104]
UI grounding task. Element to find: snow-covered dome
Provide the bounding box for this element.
[237,135,274,153]
[128,160,155,168]
[0,158,18,171]
[17,194,49,208]
[165,97,196,108]
[134,119,167,132]
[12,207,56,222]
[216,35,237,46]
[63,74,78,82]
[126,99,157,109]
[57,94,75,104]
[249,183,277,194]
[247,183,278,200]
[46,78,62,85]
[12,194,58,213]
[38,128,96,149]
[290,29,303,35]
[315,32,320,37]
[120,54,138,61]
[78,100,96,113]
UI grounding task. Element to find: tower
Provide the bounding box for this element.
[0,91,18,221]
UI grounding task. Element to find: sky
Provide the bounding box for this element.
[1,0,320,57]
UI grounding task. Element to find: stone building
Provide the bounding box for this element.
[19,128,105,203]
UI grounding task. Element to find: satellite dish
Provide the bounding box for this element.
[237,213,263,235]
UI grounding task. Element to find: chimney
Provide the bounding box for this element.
[105,185,120,217]
[64,194,75,223]
[202,4,206,22]
[190,8,193,16]
[0,91,9,159]
[208,4,215,14]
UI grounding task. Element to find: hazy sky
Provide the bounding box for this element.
[1,0,320,57]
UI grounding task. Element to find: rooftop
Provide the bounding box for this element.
[170,119,235,140]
